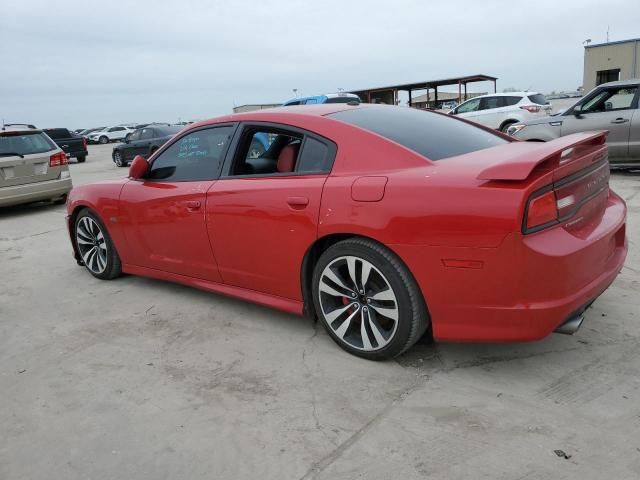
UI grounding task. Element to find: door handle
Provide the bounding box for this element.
[185,200,201,210]
[610,118,629,124]
[287,196,309,207]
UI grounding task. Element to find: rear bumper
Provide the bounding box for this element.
[393,191,628,342]
[0,177,72,207]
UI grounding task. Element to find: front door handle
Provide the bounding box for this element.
[287,196,309,207]
[610,118,629,124]
[185,200,201,210]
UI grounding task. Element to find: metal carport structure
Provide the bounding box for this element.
[351,74,497,107]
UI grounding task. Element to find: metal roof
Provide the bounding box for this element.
[585,37,640,49]
[351,74,497,94]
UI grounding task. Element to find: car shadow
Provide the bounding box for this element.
[0,200,65,219]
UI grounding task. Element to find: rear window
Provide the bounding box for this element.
[328,106,508,160]
[528,94,547,105]
[44,128,71,139]
[156,126,183,136]
[325,95,360,104]
[1,131,57,155]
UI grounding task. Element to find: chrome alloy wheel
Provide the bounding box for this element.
[318,256,399,351]
[76,216,108,274]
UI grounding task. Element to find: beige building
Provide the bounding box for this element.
[583,38,640,92]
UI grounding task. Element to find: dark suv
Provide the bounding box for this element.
[112,125,182,167]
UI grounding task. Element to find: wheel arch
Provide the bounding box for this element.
[300,233,424,318]
[499,119,519,131]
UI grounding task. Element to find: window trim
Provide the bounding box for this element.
[143,123,239,182]
[219,121,337,179]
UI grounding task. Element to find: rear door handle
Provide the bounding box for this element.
[185,200,201,210]
[610,118,629,124]
[287,196,309,207]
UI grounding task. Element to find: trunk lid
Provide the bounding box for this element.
[476,131,609,234]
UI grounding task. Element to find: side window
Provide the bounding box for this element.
[229,127,302,176]
[148,126,233,182]
[456,98,481,113]
[128,130,142,142]
[580,87,638,113]
[305,98,318,104]
[503,96,522,107]
[140,128,154,140]
[479,96,500,110]
[297,137,335,173]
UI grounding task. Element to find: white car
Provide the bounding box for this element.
[87,126,134,144]
[449,92,553,132]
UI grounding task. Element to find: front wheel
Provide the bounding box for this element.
[75,210,122,280]
[76,155,86,163]
[99,136,109,144]
[312,238,428,360]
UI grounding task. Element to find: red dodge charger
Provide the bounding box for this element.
[66,104,627,360]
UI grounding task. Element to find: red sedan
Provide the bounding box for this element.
[66,104,628,360]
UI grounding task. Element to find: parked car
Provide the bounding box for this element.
[65,104,626,360]
[283,92,360,106]
[449,92,552,132]
[79,127,105,138]
[112,125,182,167]
[508,79,640,168]
[1,124,72,207]
[43,128,88,163]
[86,126,134,144]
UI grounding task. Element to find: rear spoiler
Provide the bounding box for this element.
[477,131,608,181]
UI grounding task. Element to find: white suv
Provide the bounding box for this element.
[449,92,552,132]
[87,126,134,144]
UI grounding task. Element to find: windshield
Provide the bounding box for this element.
[329,106,508,160]
[0,131,57,155]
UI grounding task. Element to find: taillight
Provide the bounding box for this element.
[520,105,541,113]
[524,190,558,232]
[83,137,87,150]
[49,151,68,167]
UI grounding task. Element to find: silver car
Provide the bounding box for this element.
[0,124,72,207]
[508,79,640,168]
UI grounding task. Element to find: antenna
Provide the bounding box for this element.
[606,25,610,42]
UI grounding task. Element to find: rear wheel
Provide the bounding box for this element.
[77,155,86,163]
[75,210,122,280]
[312,238,428,360]
[99,136,109,144]
[113,151,126,167]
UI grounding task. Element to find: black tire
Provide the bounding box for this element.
[77,156,86,163]
[311,238,429,360]
[113,150,126,167]
[52,194,67,205]
[99,136,109,144]
[500,121,518,133]
[74,209,122,280]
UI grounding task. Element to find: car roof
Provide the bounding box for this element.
[190,103,363,128]
[597,78,640,88]
[1,124,41,134]
[466,92,540,100]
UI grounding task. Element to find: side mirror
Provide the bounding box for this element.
[573,105,583,118]
[129,155,150,180]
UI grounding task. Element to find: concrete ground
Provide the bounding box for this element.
[1,144,639,480]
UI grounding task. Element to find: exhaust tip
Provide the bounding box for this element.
[554,315,584,335]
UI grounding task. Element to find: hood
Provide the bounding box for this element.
[520,114,564,127]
